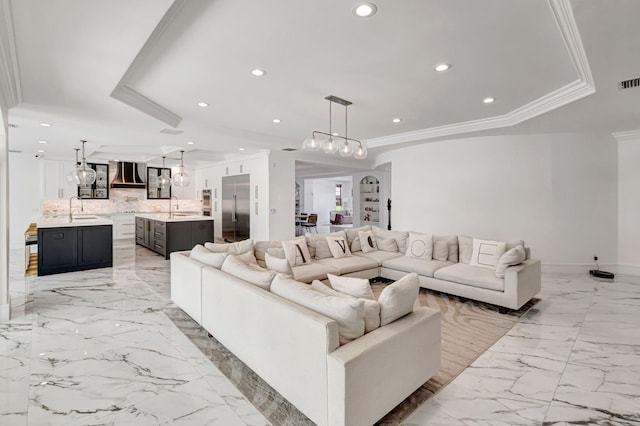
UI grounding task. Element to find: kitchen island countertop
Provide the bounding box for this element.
[134,213,213,223]
[37,215,114,228]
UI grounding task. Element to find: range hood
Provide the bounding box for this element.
[110,161,146,188]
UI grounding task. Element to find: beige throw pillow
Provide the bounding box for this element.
[377,237,398,252]
[495,246,526,278]
[189,244,229,269]
[372,227,409,253]
[470,238,506,270]
[282,237,312,266]
[358,230,378,253]
[432,240,449,261]
[265,252,292,274]
[315,239,333,259]
[205,239,254,255]
[458,235,474,264]
[327,273,374,300]
[405,232,433,260]
[326,236,352,259]
[310,280,381,333]
[221,254,275,290]
[378,272,420,326]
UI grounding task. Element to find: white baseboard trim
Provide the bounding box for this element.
[541,263,617,274]
[0,302,9,322]
[617,264,640,276]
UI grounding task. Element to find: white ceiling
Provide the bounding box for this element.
[4,0,640,168]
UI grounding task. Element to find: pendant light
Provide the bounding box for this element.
[171,150,190,187]
[66,148,80,183]
[72,140,96,188]
[158,156,171,189]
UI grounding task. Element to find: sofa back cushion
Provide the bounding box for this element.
[221,254,275,290]
[327,273,374,300]
[372,226,409,253]
[310,280,380,333]
[378,272,419,326]
[345,225,372,252]
[305,231,346,258]
[205,239,254,255]
[469,238,506,270]
[458,235,473,264]
[282,237,312,266]
[314,239,333,259]
[190,244,229,269]
[254,240,282,263]
[271,274,365,345]
[434,235,459,262]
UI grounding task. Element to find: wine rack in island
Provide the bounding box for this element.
[360,176,380,226]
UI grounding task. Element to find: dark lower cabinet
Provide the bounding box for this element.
[136,218,213,259]
[38,225,113,276]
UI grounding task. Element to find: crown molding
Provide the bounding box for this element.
[612,130,640,142]
[0,0,22,109]
[368,0,595,149]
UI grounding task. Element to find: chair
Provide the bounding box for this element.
[301,213,318,233]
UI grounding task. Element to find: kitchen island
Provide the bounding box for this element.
[135,214,214,259]
[37,215,113,276]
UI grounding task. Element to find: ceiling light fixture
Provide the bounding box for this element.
[171,150,190,187]
[38,140,47,144]
[251,69,266,77]
[158,156,171,189]
[239,148,245,151]
[40,123,52,127]
[71,140,96,188]
[197,102,209,107]
[483,97,495,104]
[353,2,377,17]
[186,141,195,145]
[392,118,402,123]
[36,149,45,153]
[302,95,367,160]
[272,118,281,123]
[434,63,451,72]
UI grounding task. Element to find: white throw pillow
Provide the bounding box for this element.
[358,230,378,253]
[205,239,254,255]
[271,274,365,345]
[345,226,371,248]
[432,240,449,261]
[221,254,275,290]
[377,237,398,253]
[378,272,420,326]
[372,227,409,253]
[326,236,352,259]
[470,238,507,270]
[265,252,292,274]
[234,250,258,265]
[282,237,312,266]
[327,273,374,300]
[405,232,433,260]
[189,244,229,269]
[311,280,380,333]
[458,235,474,264]
[495,246,526,278]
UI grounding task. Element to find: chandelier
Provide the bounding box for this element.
[71,140,96,188]
[171,150,190,187]
[302,95,367,159]
[158,156,171,189]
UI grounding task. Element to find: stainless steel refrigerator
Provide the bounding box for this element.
[222,174,250,242]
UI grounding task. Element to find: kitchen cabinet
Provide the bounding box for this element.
[38,224,113,276]
[135,215,213,259]
[112,215,136,240]
[41,159,78,200]
[78,163,109,199]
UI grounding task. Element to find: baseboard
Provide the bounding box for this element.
[617,264,640,276]
[541,263,617,274]
[0,302,9,322]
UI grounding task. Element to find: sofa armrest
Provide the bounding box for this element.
[326,307,441,426]
[170,251,206,324]
[504,258,541,310]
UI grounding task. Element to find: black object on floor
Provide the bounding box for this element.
[589,269,615,279]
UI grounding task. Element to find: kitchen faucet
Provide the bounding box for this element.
[169,195,179,218]
[69,195,84,221]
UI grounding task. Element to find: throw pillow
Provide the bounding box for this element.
[314,239,333,259]
[310,280,381,333]
[469,238,507,270]
[458,235,474,264]
[432,240,449,261]
[505,240,528,260]
[378,272,420,326]
[326,236,351,259]
[345,225,372,248]
[358,230,378,253]
[377,237,398,252]
[265,252,292,274]
[327,273,374,300]
[189,244,229,269]
[372,227,409,253]
[405,232,433,260]
[351,237,362,253]
[221,254,275,290]
[495,246,526,278]
[266,247,286,258]
[434,235,459,262]
[271,274,365,345]
[234,250,258,265]
[205,239,254,255]
[305,231,345,258]
[282,237,312,266]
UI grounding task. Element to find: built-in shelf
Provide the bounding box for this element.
[360,176,380,226]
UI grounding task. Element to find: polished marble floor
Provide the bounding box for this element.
[2,241,639,425]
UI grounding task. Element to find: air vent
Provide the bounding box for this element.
[160,128,183,135]
[282,148,298,151]
[618,78,640,90]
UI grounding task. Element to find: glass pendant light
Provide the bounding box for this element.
[338,104,354,157]
[157,156,171,189]
[66,148,80,183]
[354,142,368,160]
[73,140,96,187]
[171,150,190,187]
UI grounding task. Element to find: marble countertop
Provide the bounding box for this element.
[135,213,213,223]
[38,215,114,228]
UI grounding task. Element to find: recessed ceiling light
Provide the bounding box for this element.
[434,64,451,72]
[40,123,52,127]
[38,140,47,144]
[239,148,245,151]
[353,2,377,17]
[197,102,209,107]
[272,119,281,123]
[392,118,402,123]
[251,69,266,77]
[483,97,495,104]
[36,149,45,153]
[186,141,195,145]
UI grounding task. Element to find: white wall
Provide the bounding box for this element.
[618,137,640,275]
[303,179,338,225]
[269,151,296,240]
[9,152,42,249]
[375,133,618,270]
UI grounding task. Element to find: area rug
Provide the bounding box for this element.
[164,281,537,425]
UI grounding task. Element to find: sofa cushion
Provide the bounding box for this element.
[265,252,292,274]
[271,274,365,345]
[405,232,433,260]
[506,240,528,260]
[221,254,275,290]
[372,226,409,253]
[205,239,254,255]
[495,246,526,278]
[316,255,378,275]
[310,280,381,333]
[458,235,473,264]
[470,238,506,270]
[314,239,333,259]
[382,255,453,278]
[282,237,312,266]
[253,240,282,263]
[354,250,403,266]
[378,272,419,326]
[291,261,338,283]
[305,231,346,258]
[377,237,398,253]
[434,263,505,291]
[345,225,372,252]
[434,235,459,262]
[358,230,378,253]
[327,235,352,259]
[432,240,449,261]
[190,244,228,269]
[327,273,375,300]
